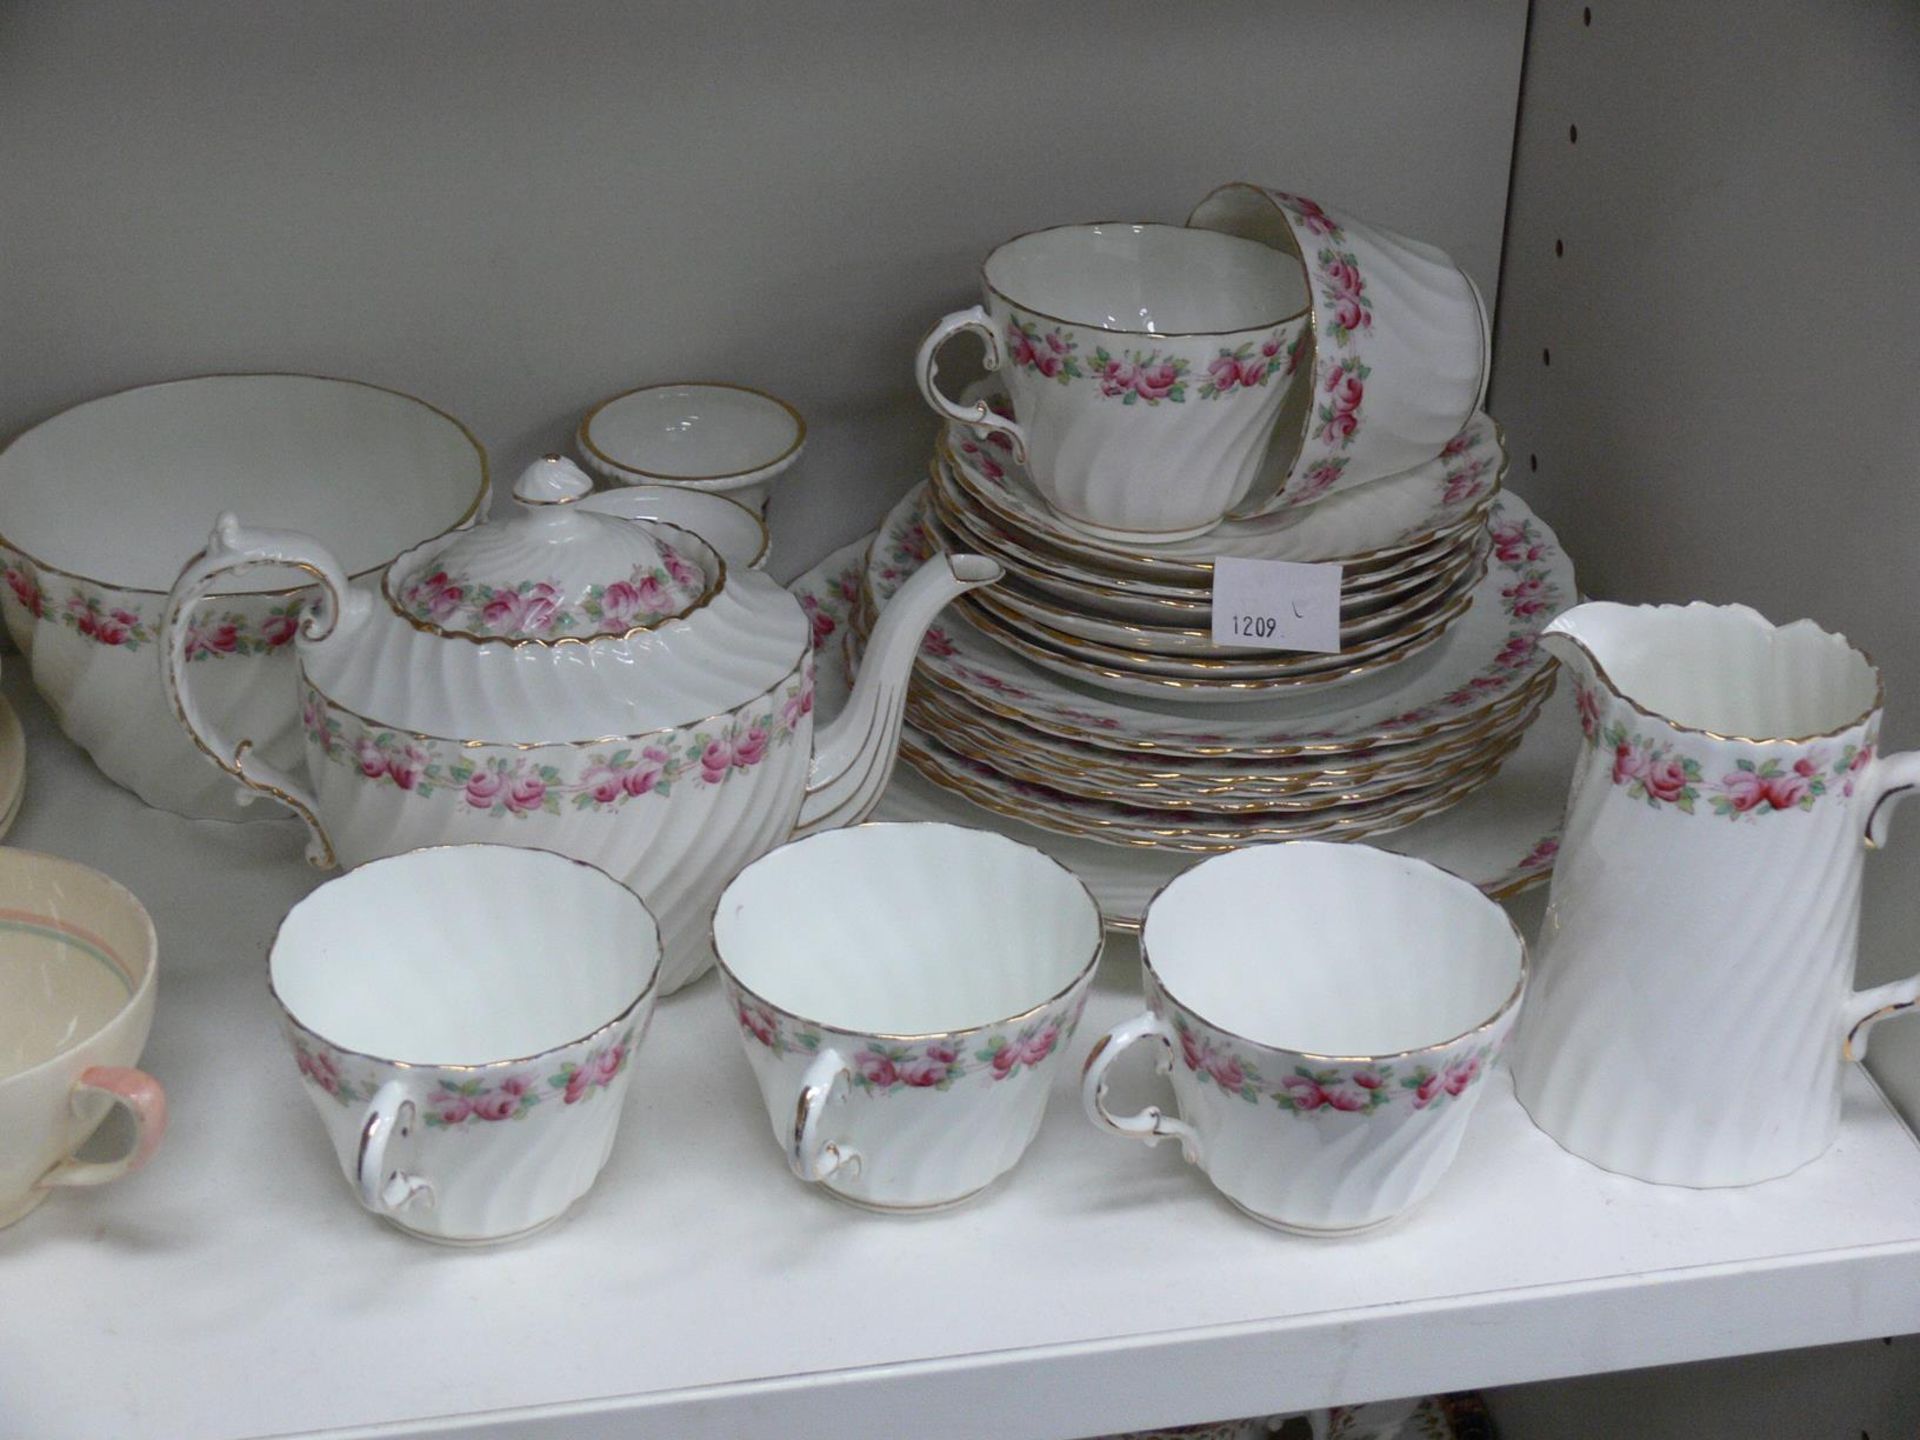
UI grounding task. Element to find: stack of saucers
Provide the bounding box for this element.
[919,381,1500,703]
[854,468,1569,852]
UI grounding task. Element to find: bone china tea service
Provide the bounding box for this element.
[162,454,1000,994]
[0,849,167,1229]
[11,167,1901,1291]
[712,821,1103,1211]
[0,374,488,820]
[917,222,1311,543]
[270,845,661,1244]
[1083,843,1524,1233]
[1512,602,1920,1187]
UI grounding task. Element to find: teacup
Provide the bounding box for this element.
[713,822,1103,1212]
[916,223,1310,543]
[577,381,806,519]
[1186,185,1491,515]
[0,849,167,1229]
[270,845,661,1244]
[1084,842,1523,1234]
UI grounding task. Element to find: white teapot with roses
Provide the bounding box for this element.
[162,456,1000,992]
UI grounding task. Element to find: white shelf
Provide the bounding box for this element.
[3,666,1919,1440]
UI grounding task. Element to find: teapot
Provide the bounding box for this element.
[161,456,1001,993]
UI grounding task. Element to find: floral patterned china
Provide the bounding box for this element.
[1084,843,1525,1232]
[941,386,1503,578]
[1186,185,1490,514]
[905,676,1551,815]
[271,845,661,1244]
[899,723,1527,851]
[917,223,1310,541]
[162,455,1000,995]
[1513,601,1920,1187]
[0,373,488,819]
[794,539,1574,928]
[867,483,1570,758]
[0,849,166,1229]
[713,821,1102,1212]
[577,380,805,519]
[940,543,1485,702]
[787,541,1566,936]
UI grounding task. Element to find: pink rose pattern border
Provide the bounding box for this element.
[1004,311,1298,408]
[1576,678,1877,819]
[731,989,1089,1094]
[300,661,814,817]
[1169,1007,1494,1117]
[873,494,1561,746]
[397,544,703,639]
[291,1032,634,1122]
[2,555,302,660]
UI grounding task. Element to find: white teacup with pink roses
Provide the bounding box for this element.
[271,846,662,1245]
[916,222,1310,543]
[713,822,1103,1213]
[1085,843,1524,1235]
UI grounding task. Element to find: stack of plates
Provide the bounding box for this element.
[856,449,1572,852]
[913,382,1502,704]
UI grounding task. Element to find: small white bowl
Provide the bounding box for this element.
[577,381,806,518]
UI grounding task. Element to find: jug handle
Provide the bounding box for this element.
[1847,748,1920,1059]
[161,514,345,869]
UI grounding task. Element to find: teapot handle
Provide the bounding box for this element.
[161,514,348,868]
[1847,747,1920,1058]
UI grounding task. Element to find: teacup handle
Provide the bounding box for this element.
[915,305,1030,463]
[1848,748,1920,1058]
[161,513,354,869]
[356,1080,436,1216]
[36,1067,167,1190]
[1081,1011,1205,1165]
[789,1049,861,1184]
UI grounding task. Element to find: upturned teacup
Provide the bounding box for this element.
[0,849,167,1229]
[713,822,1103,1213]
[1084,842,1523,1234]
[270,845,661,1244]
[916,223,1309,543]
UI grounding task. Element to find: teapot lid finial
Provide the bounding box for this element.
[514,455,595,507]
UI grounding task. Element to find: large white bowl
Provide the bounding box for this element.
[0,374,488,818]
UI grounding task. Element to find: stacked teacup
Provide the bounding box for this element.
[860,183,1572,855]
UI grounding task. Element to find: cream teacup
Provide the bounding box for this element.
[1084,842,1524,1234]
[713,822,1102,1213]
[270,845,661,1244]
[916,223,1309,543]
[0,849,167,1229]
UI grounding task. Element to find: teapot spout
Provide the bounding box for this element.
[792,552,1002,838]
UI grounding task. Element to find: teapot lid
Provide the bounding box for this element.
[386,456,718,643]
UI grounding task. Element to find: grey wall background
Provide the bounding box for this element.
[1,0,1526,575]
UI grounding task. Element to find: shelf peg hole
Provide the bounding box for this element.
[1542,348,1552,367]
[1555,238,1564,257]
[1570,122,1579,144]
[1584,7,1592,25]
[1529,453,1538,472]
